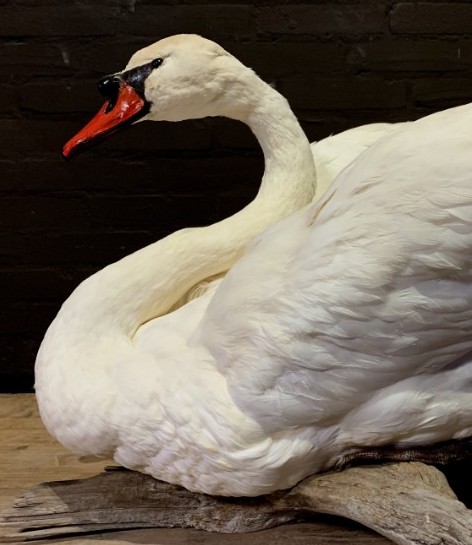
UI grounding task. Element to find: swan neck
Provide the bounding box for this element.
[244,79,317,199]
[49,79,316,340]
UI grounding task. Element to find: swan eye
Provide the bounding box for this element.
[151,58,163,69]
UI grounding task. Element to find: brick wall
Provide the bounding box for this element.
[2,0,472,392]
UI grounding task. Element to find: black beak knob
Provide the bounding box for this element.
[97,75,121,98]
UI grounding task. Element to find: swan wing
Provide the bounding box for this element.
[311,122,409,199]
[198,104,472,438]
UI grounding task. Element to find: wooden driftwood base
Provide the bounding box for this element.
[1,462,471,545]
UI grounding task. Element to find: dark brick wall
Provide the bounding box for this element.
[2,0,472,392]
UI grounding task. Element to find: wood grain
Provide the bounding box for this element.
[2,462,471,545]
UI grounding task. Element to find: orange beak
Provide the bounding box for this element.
[63,81,148,158]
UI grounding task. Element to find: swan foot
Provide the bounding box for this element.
[335,435,472,471]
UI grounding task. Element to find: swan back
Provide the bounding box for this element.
[311,123,408,199]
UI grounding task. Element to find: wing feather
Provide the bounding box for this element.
[198,104,472,434]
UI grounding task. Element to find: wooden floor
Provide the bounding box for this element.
[0,394,405,544]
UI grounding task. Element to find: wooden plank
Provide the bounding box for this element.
[0,394,39,418]
[2,462,471,545]
[20,523,392,545]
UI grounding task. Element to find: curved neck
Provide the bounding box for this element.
[62,82,316,337]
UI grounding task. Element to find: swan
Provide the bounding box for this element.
[35,34,472,497]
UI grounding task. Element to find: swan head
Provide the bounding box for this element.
[63,34,261,157]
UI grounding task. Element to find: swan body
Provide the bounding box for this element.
[310,122,406,198]
[35,35,472,496]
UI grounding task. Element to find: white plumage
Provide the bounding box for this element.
[35,35,471,497]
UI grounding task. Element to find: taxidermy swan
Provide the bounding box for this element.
[36,35,472,497]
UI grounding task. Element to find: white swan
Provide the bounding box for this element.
[36,35,472,497]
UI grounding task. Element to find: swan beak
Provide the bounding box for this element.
[62,82,148,158]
